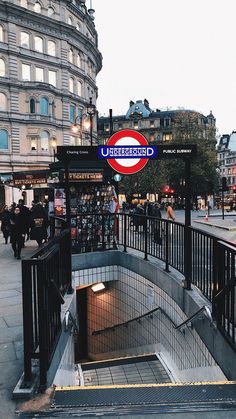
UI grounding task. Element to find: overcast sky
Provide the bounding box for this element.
[93,0,236,138]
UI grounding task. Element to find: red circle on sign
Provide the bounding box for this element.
[106,129,149,175]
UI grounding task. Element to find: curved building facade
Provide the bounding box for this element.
[0,0,102,205]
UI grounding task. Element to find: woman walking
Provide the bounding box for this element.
[0,205,11,244]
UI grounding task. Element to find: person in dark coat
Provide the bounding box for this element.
[0,205,11,244]
[9,207,25,259]
[152,203,162,244]
[133,204,145,232]
[30,202,48,247]
[18,199,30,244]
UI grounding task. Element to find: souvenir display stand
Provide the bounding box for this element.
[49,147,117,252]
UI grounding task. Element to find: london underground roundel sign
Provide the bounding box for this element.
[100,129,155,175]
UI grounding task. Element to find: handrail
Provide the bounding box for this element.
[175,306,213,331]
[92,307,162,336]
[50,279,65,305]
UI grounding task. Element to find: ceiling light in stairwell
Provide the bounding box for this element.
[91,282,105,293]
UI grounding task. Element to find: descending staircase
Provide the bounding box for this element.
[18,354,236,418]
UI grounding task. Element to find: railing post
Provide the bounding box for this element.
[144,216,148,260]
[102,214,106,250]
[22,260,33,385]
[165,221,170,272]
[123,213,127,253]
[183,225,192,290]
[212,238,218,320]
[37,260,48,389]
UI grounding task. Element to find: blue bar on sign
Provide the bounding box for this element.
[98,145,157,159]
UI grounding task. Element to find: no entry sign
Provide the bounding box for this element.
[98,129,156,175]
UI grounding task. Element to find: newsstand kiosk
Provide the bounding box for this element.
[49,146,117,252]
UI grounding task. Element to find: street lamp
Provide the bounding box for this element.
[71,113,90,145]
[87,97,96,146]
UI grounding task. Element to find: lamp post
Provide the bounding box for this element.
[86,97,96,146]
[71,111,93,145]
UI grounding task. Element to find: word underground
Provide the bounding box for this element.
[98,145,157,159]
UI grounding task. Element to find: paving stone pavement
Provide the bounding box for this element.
[0,232,38,418]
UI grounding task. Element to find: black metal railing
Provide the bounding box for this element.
[22,229,71,388]
[49,212,236,350]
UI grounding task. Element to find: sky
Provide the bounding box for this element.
[92,0,236,138]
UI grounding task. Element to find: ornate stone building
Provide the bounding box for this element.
[0,0,102,205]
[98,99,216,145]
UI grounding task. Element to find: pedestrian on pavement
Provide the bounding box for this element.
[166,203,175,221]
[30,201,48,247]
[152,203,162,244]
[18,199,31,244]
[133,204,145,232]
[9,207,25,259]
[0,205,11,244]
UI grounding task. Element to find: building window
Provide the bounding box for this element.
[70,104,75,123]
[0,92,7,111]
[0,129,8,149]
[48,70,56,86]
[20,32,29,48]
[34,2,41,13]
[48,6,54,17]
[68,16,72,25]
[20,0,28,8]
[35,36,43,53]
[133,120,139,129]
[77,54,81,68]
[40,131,49,151]
[0,26,4,42]
[76,22,81,31]
[0,58,5,77]
[69,49,73,63]
[165,118,170,127]
[29,98,36,113]
[48,40,56,56]
[69,77,74,93]
[22,63,30,81]
[40,97,49,115]
[35,67,44,82]
[77,81,82,96]
[31,137,37,151]
[150,120,154,128]
[163,133,172,142]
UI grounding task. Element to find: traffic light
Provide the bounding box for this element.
[222,177,229,191]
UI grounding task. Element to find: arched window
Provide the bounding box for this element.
[40,131,49,151]
[0,93,7,111]
[69,49,73,63]
[20,0,28,8]
[35,36,43,53]
[77,54,81,68]
[77,81,82,96]
[29,98,36,114]
[68,16,72,25]
[48,40,56,56]
[69,77,74,93]
[20,32,29,48]
[0,58,5,77]
[0,26,3,42]
[48,6,54,17]
[34,2,41,13]
[0,129,8,149]
[40,97,49,115]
